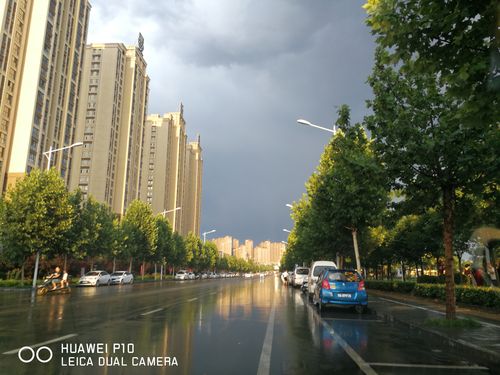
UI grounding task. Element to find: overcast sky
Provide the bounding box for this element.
[87,0,376,244]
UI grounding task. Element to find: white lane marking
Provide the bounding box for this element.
[3,333,78,355]
[377,297,500,329]
[322,318,383,323]
[318,318,378,375]
[140,308,164,316]
[369,363,488,370]
[187,297,198,302]
[257,302,276,375]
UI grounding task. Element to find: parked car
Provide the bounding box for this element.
[188,272,196,280]
[175,270,188,280]
[110,271,134,285]
[313,269,367,314]
[78,271,111,287]
[307,261,337,300]
[291,267,310,287]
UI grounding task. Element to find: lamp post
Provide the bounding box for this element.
[43,142,84,171]
[161,207,181,217]
[281,241,288,245]
[285,203,293,209]
[283,229,291,234]
[296,119,336,134]
[296,117,361,273]
[202,229,216,244]
[32,141,84,291]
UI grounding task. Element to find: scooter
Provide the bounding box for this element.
[36,277,71,296]
[301,281,308,294]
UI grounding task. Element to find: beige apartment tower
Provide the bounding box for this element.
[140,107,189,233]
[69,40,149,215]
[181,136,202,236]
[0,0,91,191]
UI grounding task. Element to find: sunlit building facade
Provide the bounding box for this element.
[1,0,91,191]
[69,40,149,215]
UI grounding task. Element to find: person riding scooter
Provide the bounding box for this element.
[47,267,62,290]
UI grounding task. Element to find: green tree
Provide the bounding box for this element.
[154,215,174,276]
[201,242,218,271]
[364,0,499,319]
[185,233,203,271]
[66,193,115,269]
[121,200,157,274]
[0,169,73,283]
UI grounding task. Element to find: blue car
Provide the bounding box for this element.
[313,269,368,313]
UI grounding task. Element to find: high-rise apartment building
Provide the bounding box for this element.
[69,40,149,215]
[0,0,91,191]
[181,136,202,236]
[140,107,188,232]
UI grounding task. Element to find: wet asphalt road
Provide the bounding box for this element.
[0,276,492,374]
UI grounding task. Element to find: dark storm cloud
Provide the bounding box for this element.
[88,0,375,243]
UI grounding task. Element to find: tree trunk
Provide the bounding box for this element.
[21,262,25,284]
[63,254,68,271]
[443,185,456,320]
[154,263,157,280]
[129,258,133,273]
[402,262,406,281]
[141,260,145,280]
[351,229,362,273]
[113,257,116,273]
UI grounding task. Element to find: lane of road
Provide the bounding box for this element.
[0,276,493,374]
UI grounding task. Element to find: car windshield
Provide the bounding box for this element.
[86,271,99,276]
[327,270,361,282]
[296,268,309,275]
[111,272,124,276]
[313,265,332,277]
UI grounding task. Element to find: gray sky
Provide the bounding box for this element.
[88,0,375,244]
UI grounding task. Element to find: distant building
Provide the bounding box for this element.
[211,236,235,257]
[1,0,91,191]
[180,136,202,236]
[139,106,203,235]
[69,41,149,215]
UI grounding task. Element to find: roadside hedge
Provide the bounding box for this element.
[366,280,500,309]
[417,274,463,285]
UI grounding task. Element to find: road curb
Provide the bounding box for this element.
[372,308,500,371]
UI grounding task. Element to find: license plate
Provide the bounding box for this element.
[337,293,351,298]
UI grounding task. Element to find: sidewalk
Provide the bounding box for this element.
[369,289,500,369]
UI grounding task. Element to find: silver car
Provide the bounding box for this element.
[291,267,310,287]
[110,271,134,284]
[78,270,111,287]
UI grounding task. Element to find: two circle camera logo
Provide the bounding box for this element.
[18,346,53,363]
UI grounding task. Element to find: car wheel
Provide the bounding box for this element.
[95,281,100,287]
[354,305,365,314]
[130,279,134,284]
[107,280,111,286]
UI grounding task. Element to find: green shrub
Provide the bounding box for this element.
[417,274,463,284]
[366,280,500,309]
[0,279,31,288]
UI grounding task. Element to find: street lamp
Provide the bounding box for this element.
[32,141,84,291]
[161,207,181,217]
[281,241,288,245]
[285,203,293,209]
[283,229,291,233]
[202,229,216,243]
[43,141,84,171]
[296,118,361,273]
[297,119,336,134]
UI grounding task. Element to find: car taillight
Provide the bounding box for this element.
[321,280,330,290]
[358,280,365,291]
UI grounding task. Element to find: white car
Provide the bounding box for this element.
[78,271,111,287]
[110,271,134,285]
[291,267,310,287]
[175,270,188,280]
[188,272,196,280]
[307,261,337,300]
